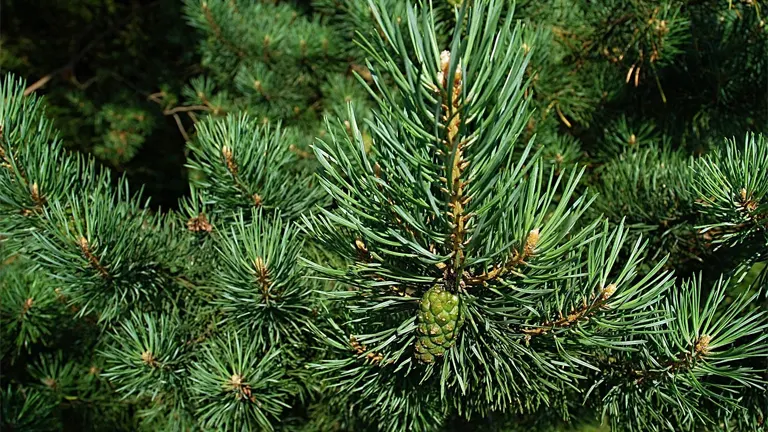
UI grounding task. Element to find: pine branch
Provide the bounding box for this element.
[76,237,110,279]
[521,283,616,337]
[200,1,247,59]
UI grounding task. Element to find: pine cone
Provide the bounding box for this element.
[414,285,464,363]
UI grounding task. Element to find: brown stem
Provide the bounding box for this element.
[220,146,260,204]
[163,105,210,115]
[522,284,617,336]
[254,257,271,304]
[634,335,711,384]
[437,51,470,280]
[172,114,191,143]
[467,229,539,285]
[77,237,110,278]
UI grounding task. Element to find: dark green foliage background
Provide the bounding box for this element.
[1,0,196,207]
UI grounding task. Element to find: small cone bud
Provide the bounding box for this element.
[695,334,712,354]
[601,283,617,300]
[524,228,540,256]
[414,285,464,363]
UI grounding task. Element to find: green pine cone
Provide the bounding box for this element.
[414,285,464,363]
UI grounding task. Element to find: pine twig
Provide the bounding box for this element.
[522,284,617,337]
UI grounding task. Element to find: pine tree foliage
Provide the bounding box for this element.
[186,115,328,221]
[179,0,374,154]
[594,276,768,431]
[593,146,693,226]
[32,192,185,321]
[1,384,59,432]
[693,133,768,287]
[183,0,340,118]
[1,0,767,431]
[590,144,702,267]
[302,1,768,430]
[1,74,318,431]
[694,133,768,249]
[212,210,314,348]
[0,262,62,355]
[190,336,293,431]
[513,0,768,281]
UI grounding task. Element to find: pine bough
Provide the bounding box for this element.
[1,1,767,431]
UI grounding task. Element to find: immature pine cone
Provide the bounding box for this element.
[414,285,464,363]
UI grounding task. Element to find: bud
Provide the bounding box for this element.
[22,298,33,315]
[601,283,617,300]
[695,334,712,354]
[222,146,238,175]
[437,50,451,88]
[524,228,540,256]
[141,350,158,367]
[440,50,451,75]
[187,213,212,233]
[230,373,243,388]
[254,257,267,278]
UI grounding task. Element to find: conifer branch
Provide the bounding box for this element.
[77,237,110,279]
[437,50,471,281]
[0,129,41,213]
[632,334,712,384]
[22,1,163,96]
[466,228,539,285]
[163,105,211,115]
[201,1,247,58]
[522,283,617,336]
[3,0,768,428]
[253,256,272,303]
[220,145,263,207]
